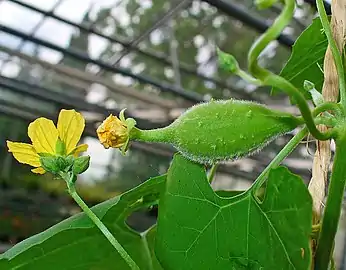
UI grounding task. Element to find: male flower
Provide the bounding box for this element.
[7,109,88,174]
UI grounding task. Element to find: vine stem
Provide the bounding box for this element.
[246,0,329,141]
[253,127,308,190]
[315,135,346,270]
[61,173,140,270]
[266,76,330,140]
[316,0,346,108]
[312,102,344,117]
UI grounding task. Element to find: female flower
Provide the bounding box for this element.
[7,109,88,174]
[97,109,136,154]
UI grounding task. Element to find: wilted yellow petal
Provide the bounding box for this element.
[71,143,88,157]
[31,167,46,174]
[97,115,128,149]
[28,118,58,154]
[7,141,40,167]
[57,109,85,155]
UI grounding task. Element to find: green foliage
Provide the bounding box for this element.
[155,154,313,269]
[134,99,301,163]
[0,176,165,270]
[272,17,327,101]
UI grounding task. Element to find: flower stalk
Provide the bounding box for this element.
[60,172,140,270]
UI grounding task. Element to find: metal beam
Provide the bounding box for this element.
[0,24,204,103]
[202,0,332,47]
[6,0,253,100]
[0,75,169,129]
[106,0,192,67]
[202,0,294,47]
[0,44,179,109]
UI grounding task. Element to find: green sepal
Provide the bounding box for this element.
[72,156,90,175]
[64,155,75,172]
[39,156,60,174]
[118,108,137,156]
[40,155,75,175]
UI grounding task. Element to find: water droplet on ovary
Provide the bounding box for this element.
[246,110,253,118]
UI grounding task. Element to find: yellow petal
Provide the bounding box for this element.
[57,109,85,155]
[31,167,46,174]
[28,117,58,154]
[7,141,41,167]
[71,143,88,157]
[96,115,128,149]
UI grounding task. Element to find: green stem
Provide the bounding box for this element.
[236,69,263,85]
[63,174,140,270]
[312,102,344,117]
[253,127,308,190]
[248,0,294,78]
[315,135,346,270]
[208,163,219,183]
[246,0,329,140]
[131,127,173,143]
[316,0,346,108]
[266,76,330,140]
[314,116,338,128]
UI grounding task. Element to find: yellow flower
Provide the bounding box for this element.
[7,109,88,174]
[96,114,128,149]
[96,109,136,154]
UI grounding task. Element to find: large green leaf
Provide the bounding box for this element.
[0,176,165,270]
[156,154,312,269]
[272,17,327,101]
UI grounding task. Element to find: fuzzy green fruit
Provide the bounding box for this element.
[132,99,302,164]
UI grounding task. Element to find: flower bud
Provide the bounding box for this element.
[304,80,324,106]
[217,49,239,74]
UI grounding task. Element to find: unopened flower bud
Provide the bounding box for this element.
[217,48,239,74]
